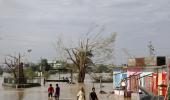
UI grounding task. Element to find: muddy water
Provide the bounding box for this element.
[0,74,127,100]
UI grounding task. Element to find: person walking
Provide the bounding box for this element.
[48,84,54,98]
[77,87,86,100]
[54,84,60,100]
[89,87,98,100]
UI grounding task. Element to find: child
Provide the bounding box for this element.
[89,87,98,100]
[48,84,54,98]
[77,87,85,100]
[55,84,60,100]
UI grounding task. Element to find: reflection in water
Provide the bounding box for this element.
[18,89,24,100]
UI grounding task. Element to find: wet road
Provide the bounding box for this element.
[0,75,126,100]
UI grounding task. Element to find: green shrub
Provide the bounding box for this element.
[24,68,37,79]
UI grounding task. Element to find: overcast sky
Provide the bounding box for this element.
[0,0,170,64]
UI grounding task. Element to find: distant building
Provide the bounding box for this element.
[47,60,62,68]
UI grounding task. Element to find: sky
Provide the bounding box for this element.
[0,0,170,64]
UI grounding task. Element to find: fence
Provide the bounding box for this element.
[3,77,41,84]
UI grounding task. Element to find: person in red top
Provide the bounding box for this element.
[48,84,54,98]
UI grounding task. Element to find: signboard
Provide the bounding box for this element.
[145,56,156,66]
[135,58,145,66]
[128,58,136,67]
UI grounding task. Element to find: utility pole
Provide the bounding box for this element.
[147,41,155,56]
[18,53,20,84]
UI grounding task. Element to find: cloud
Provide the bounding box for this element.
[148,32,158,36]
[0,0,170,63]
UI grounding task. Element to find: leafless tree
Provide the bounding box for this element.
[4,53,24,79]
[4,55,19,79]
[55,27,117,83]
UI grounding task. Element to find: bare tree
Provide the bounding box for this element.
[56,27,117,83]
[4,53,24,79]
[4,55,19,79]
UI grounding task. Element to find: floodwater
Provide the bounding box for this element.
[0,74,126,100]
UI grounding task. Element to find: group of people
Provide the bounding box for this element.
[77,87,98,100]
[48,84,98,100]
[48,84,60,100]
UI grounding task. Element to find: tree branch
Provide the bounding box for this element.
[72,49,79,63]
[65,49,79,67]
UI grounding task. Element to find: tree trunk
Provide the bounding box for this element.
[78,68,86,83]
[13,70,17,79]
